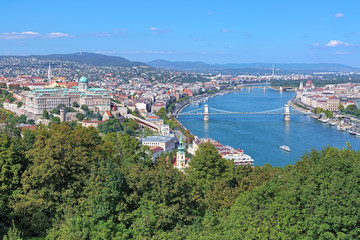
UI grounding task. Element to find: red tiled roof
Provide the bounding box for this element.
[150,146,163,153]
[21,125,36,131]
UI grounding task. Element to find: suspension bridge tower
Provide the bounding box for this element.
[204,104,209,121]
[284,104,290,121]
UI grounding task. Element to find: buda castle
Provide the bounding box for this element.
[24,76,110,119]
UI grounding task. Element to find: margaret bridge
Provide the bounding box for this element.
[175,104,320,121]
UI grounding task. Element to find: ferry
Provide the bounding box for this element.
[349,128,357,135]
[280,145,291,152]
[349,127,360,136]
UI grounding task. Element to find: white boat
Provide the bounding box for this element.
[328,120,338,126]
[337,125,346,132]
[280,145,291,152]
[349,128,357,135]
[319,118,329,123]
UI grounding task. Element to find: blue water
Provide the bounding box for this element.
[178,89,360,167]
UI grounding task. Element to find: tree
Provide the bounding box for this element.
[27,119,35,125]
[42,110,49,119]
[0,133,27,235]
[3,221,23,240]
[186,142,232,194]
[98,119,122,134]
[200,146,360,239]
[50,116,61,125]
[12,124,103,236]
[81,105,89,111]
[72,101,80,108]
[16,102,23,108]
[76,113,84,121]
[96,112,103,121]
[339,105,344,112]
[17,115,27,124]
[156,107,168,119]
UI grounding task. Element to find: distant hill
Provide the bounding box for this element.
[29,52,148,67]
[148,59,360,73]
[148,59,222,71]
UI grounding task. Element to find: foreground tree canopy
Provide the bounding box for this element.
[1,123,360,239]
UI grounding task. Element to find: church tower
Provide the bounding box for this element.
[78,76,89,92]
[176,137,186,170]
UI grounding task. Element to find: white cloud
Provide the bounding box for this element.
[222,29,232,33]
[90,32,112,37]
[325,40,350,47]
[149,27,159,31]
[47,32,70,38]
[335,51,352,55]
[312,42,320,46]
[0,31,72,40]
[334,13,344,19]
[0,31,40,39]
[22,31,39,35]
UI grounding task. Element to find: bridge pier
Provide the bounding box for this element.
[284,104,290,121]
[248,87,251,92]
[280,86,283,92]
[204,104,209,121]
[263,87,266,92]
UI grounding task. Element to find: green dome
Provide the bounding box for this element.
[79,76,88,83]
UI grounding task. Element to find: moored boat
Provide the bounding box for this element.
[337,125,346,132]
[349,128,357,135]
[280,145,291,152]
[319,118,329,123]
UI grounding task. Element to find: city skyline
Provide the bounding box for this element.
[1,0,359,66]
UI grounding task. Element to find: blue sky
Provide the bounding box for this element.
[1,0,359,66]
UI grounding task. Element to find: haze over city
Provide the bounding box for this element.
[1,0,359,66]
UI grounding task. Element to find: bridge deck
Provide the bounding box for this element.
[176,112,317,116]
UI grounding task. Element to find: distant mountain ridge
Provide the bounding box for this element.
[28,52,148,67]
[148,59,360,73]
[148,59,221,71]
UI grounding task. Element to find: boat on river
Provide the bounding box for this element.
[318,118,329,123]
[280,145,291,152]
[328,120,339,126]
[337,125,347,132]
[349,128,357,135]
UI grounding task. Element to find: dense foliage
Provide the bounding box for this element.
[1,123,360,239]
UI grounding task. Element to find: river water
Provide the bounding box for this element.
[178,88,360,167]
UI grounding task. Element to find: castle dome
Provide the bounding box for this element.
[79,76,88,83]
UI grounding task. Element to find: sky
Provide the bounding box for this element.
[1,0,359,67]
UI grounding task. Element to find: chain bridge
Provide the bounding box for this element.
[175,104,320,121]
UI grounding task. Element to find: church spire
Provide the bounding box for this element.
[178,136,184,153]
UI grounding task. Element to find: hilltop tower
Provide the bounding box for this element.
[78,76,89,92]
[60,107,65,122]
[272,64,275,76]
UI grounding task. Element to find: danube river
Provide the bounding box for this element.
[178,89,360,167]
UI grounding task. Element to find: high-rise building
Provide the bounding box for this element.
[48,63,51,84]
